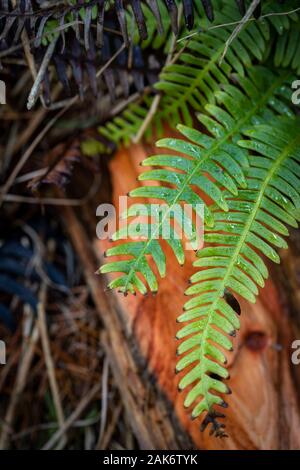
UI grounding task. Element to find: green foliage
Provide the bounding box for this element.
[100,66,294,295]
[274,22,300,74]
[177,117,300,425]
[265,0,299,33]
[154,4,270,127]
[99,96,155,145]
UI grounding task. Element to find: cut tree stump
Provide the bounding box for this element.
[62,139,300,450]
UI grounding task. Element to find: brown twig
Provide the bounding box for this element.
[42,383,101,450]
[2,174,101,206]
[96,402,123,450]
[12,82,62,155]
[0,42,126,208]
[37,284,67,448]
[97,356,109,446]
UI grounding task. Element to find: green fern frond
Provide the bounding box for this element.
[100,66,294,295]
[176,117,300,432]
[98,95,156,146]
[154,5,270,128]
[264,0,299,34]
